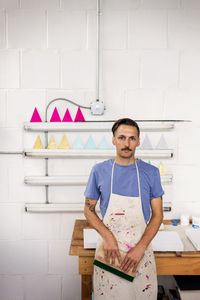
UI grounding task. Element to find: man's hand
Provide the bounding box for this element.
[120,244,145,274]
[103,233,122,266]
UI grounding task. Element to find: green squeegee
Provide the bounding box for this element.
[93,259,135,282]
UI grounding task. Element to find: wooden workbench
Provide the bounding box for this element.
[69,219,200,300]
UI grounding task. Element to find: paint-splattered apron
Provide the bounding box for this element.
[93,160,157,299]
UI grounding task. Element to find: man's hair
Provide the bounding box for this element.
[112,118,140,137]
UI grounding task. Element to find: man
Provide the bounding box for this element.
[84,118,164,299]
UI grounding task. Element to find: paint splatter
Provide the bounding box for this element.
[126,243,133,250]
[146,275,149,280]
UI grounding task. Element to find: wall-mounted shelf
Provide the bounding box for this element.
[24,174,173,186]
[24,149,173,159]
[24,121,175,132]
[25,203,101,213]
[25,203,85,212]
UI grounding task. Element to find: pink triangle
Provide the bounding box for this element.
[74,107,85,122]
[62,108,73,122]
[50,107,61,122]
[30,107,42,122]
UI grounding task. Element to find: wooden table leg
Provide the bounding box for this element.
[81,274,92,300]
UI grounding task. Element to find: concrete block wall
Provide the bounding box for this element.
[0,0,200,299]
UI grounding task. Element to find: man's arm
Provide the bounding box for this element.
[84,197,122,265]
[121,196,163,273]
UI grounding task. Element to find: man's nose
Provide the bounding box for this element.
[125,139,130,147]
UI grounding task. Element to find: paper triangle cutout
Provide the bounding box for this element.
[33,136,44,149]
[74,107,85,122]
[58,135,70,149]
[47,136,57,149]
[156,135,168,150]
[30,107,42,122]
[99,136,110,149]
[50,107,61,122]
[62,108,73,122]
[159,162,167,175]
[141,135,153,149]
[85,135,96,149]
[148,160,151,165]
[73,135,84,149]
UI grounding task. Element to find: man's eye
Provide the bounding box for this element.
[130,137,136,140]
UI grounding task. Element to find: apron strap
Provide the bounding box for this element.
[135,161,141,199]
[111,159,141,198]
[110,160,115,194]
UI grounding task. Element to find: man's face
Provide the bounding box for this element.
[112,125,140,159]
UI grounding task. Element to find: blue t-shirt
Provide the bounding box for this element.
[84,158,164,224]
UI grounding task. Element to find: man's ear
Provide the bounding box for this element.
[137,138,140,147]
[112,136,116,146]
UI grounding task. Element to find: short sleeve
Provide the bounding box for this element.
[150,168,164,200]
[84,165,100,200]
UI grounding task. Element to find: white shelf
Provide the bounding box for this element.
[24,121,175,132]
[25,203,100,213]
[25,203,84,212]
[24,174,173,185]
[24,175,87,186]
[24,149,173,158]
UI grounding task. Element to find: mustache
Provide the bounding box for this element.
[121,147,132,151]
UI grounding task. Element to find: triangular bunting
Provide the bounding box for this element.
[62,108,73,122]
[47,136,57,149]
[156,135,168,150]
[73,135,84,149]
[30,107,42,122]
[148,160,151,165]
[58,135,70,149]
[159,162,167,175]
[33,136,43,149]
[85,135,96,149]
[99,136,110,150]
[141,135,153,149]
[74,107,85,122]
[50,107,61,122]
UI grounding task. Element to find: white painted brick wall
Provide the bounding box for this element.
[8,9,46,48]
[21,50,60,88]
[48,11,87,49]
[129,10,167,49]
[1,1,200,299]
[0,0,19,9]
[0,50,19,88]
[0,9,6,48]
[0,276,24,300]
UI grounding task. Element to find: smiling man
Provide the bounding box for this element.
[84,118,164,300]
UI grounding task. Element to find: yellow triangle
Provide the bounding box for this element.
[58,134,70,149]
[47,136,57,149]
[159,162,167,175]
[33,136,44,149]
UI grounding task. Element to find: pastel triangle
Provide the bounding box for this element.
[85,135,96,149]
[47,136,57,149]
[33,136,44,149]
[58,135,70,149]
[73,135,84,149]
[141,135,153,149]
[50,107,61,122]
[30,107,42,122]
[62,108,73,122]
[74,107,85,122]
[99,136,110,149]
[156,135,168,150]
[148,160,151,165]
[159,162,167,175]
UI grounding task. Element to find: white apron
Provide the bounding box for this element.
[93,160,157,299]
